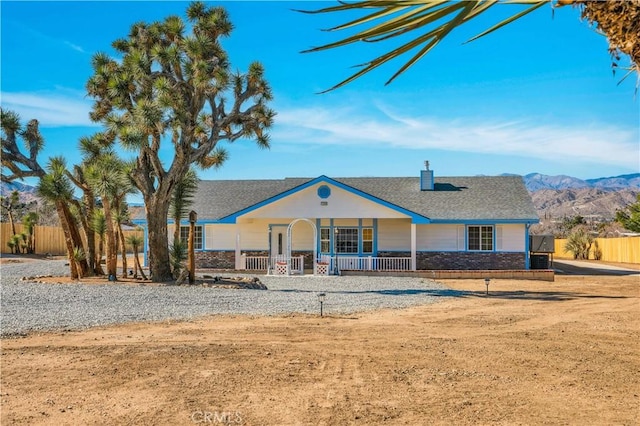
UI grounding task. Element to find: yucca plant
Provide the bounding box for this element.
[300,0,639,92]
[125,233,147,280]
[564,229,594,260]
[72,247,87,279]
[170,240,188,280]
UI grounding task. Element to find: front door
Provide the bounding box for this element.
[270,225,287,260]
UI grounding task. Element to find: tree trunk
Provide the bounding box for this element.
[118,223,128,278]
[133,246,147,280]
[64,204,91,277]
[96,237,105,275]
[102,197,118,278]
[8,211,16,237]
[146,197,172,282]
[83,194,98,274]
[55,201,79,279]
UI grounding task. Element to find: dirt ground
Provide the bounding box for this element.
[1,273,639,425]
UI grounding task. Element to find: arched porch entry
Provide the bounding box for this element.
[285,218,318,275]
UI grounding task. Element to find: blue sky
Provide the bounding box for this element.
[2,0,639,188]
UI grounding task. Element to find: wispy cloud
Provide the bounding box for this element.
[64,41,86,53]
[273,103,639,169]
[12,20,88,55]
[1,90,97,127]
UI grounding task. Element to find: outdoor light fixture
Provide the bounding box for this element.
[485,278,490,295]
[317,293,326,317]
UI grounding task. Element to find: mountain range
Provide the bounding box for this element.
[520,172,640,192]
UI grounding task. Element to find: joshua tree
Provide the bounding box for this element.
[22,211,38,254]
[37,158,90,278]
[86,1,275,281]
[0,190,22,237]
[301,0,640,92]
[1,109,45,182]
[85,153,129,278]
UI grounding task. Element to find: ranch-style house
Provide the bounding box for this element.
[135,163,540,275]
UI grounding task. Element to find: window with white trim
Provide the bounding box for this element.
[179,225,203,250]
[362,227,373,253]
[467,225,493,251]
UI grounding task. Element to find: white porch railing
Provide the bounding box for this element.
[241,255,304,274]
[332,256,412,271]
[241,254,412,273]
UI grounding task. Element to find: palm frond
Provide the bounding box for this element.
[300,0,549,91]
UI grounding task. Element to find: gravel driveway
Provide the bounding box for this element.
[0,259,456,336]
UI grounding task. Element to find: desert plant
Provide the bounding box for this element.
[125,233,147,280]
[592,240,603,261]
[22,211,38,254]
[301,0,639,92]
[19,233,28,254]
[6,238,16,254]
[86,2,274,281]
[72,247,87,279]
[170,240,188,280]
[615,194,640,233]
[564,229,594,260]
[8,234,22,254]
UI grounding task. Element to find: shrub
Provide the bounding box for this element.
[564,229,594,260]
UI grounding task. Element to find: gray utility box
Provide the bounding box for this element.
[530,235,555,253]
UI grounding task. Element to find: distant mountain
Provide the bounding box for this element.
[0,181,37,197]
[530,188,638,220]
[521,173,640,191]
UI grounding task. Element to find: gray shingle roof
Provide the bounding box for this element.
[185,175,538,222]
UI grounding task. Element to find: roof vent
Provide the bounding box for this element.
[420,161,434,191]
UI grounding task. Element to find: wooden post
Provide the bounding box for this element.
[188,210,197,284]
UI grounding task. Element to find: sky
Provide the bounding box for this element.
[2,0,639,191]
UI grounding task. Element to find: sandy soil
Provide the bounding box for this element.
[1,274,639,425]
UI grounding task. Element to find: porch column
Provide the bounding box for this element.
[235,231,241,269]
[411,223,417,271]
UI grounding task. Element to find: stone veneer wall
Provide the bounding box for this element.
[196,250,525,271]
[416,252,525,270]
[195,251,236,269]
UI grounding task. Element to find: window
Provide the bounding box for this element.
[179,225,203,250]
[336,228,358,253]
[320,228,330,253]
[362,227,373,253]
[468,225,493,251]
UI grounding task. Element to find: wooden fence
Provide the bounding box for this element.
[554,236,640,264]
[1,223,143,256]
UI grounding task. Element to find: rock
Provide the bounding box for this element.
[199,276,267,290]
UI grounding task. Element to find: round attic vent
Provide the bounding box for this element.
[317,185,331,199]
